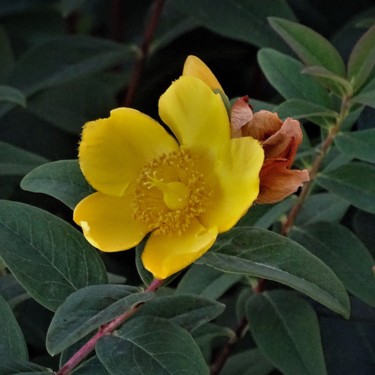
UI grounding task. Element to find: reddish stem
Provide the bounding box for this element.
[124,0,166,107]
[56,279,163,375]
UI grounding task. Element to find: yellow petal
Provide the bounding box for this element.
[73,191,149,252]
[159,76,230,156]
[79,108,178,197]
[183,55,223,91]
[142,219,218,279]
[200,136,264,232]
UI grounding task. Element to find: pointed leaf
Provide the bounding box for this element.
[0,200,107,311]
[269,17,346,76]
[247,290,327,375]
[0,85,26,107]
[290,222,375,307]
[197,227,350,317]
[21,160,94,209]
[317,161,375,214]
[352,75,375,108]
[0,295,28,361]
[348,25,375,91]
[96,316,209,375]
[47,285,153,355]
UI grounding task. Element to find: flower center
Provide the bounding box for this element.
[133,149,210,235]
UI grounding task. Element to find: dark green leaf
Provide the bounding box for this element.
[247,290,327,375]
[0,200,107,311]
[0,141,48,176]
[0,295,28,361]
[221,349,274,375]
[197,227,350,317]
[317,162,375,214]
[72,356,110,375]
[47,284,153,355]
[257,48,332,106]
[0,85,26,107]
[352,75,375,108]
[0,360,50,375]
[172,0,296,49]
[7,36,136,96]
[295,193,350,225]
[269,17,346,76]
[135,294,225,332]
[96,316,209,375]
[59,0,87,18]
[335,129,375,163]
[0,274,28,309]
[176,264,243,300]
[348,25,375,92]
[290,222,375,307]
[21,160,93,209]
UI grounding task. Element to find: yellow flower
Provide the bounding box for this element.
[73,75,264,280]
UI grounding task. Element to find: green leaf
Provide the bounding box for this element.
[0,295,28,361]
[348,25,375,91]
[7,36,136,96]
[247,290,327,375]
[352,75,375,108]
[0,85,26,107]
[257,48,332,106]
[172,0,296,49]
[317,162,375,214]
[176,264,243,300]
[295,193,350,225]
[71,356,110,375]
[96,316,209,375]
[290,222,375,307]
[197,227,350,317]
[0,141,48,176]
[221,349,274,375]
[335,129,375,163]
[21,160,93,209]
[269,17,345,76]
[0,360,50,375]
[0,200,107,311]
[135,294,225,332]
[46,284,153,355]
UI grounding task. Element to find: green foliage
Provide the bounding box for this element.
[1,1,375,375]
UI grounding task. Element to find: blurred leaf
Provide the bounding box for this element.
[96,316,209,375]
[176,264,242,300]
[21,160,94,209]
[71,356,110,375]
[317,161,375,214]
[269,17,346,76]
[0,26,14,80]
[0,359,50,375]
[6,36,136,97]
[257,48,332,106]
[247,290,327,375]
[348,25,375,92]
[221,349,274,375]
[0,141,48,176]
[353,210,375,257]
[197,227,350,317]
[135,294,225,332]
[59,0,87,17]
[0,200,107,311]
[335,129,375,163]
[296,193,350,225]
[275,99,338,121]
[0,274,28,309]
[172,0,296,49]
[0,0,53,17]
[290,222,375,307]
[0,85,26,107]
[47,285,153,355]
[0,295,28,361]
[352,76,375,108]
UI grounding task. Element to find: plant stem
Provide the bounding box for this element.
[124,0,165,107]
[56,278,163,375]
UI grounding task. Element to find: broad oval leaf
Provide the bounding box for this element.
[47,284,154,355]
[317,161,375,214]
[290,222,375,307]
[0,295,28,361]
[197,227,350,317]
[247,290,327,375]
[0,200,107,311]
[96,316,209,375]
[135,294,225,332]
[21,160,94,209]
[269,17,346,76]
[0,85,26,107]
[335,129,375,163]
